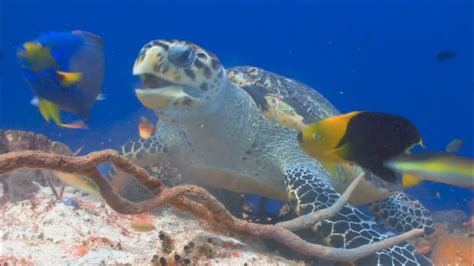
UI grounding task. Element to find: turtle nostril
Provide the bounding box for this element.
[168,45,195,68]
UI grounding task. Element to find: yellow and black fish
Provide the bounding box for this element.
[298,111,423,183]
[17,30,104,128]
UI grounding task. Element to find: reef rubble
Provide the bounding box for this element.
[1,185,300,265]
[0,130,426,265]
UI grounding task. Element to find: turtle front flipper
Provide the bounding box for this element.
[368,192,434,236]
[283,163,432,265]
[109,124,185,201]
[107,136,169,201]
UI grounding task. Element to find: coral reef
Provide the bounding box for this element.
[0,130,71,202]
[411,207,473,258]
[0,148,423,263]
[430,234,474,265]
[1,185,298,265]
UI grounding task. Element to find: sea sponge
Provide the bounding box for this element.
[430,233,474,265]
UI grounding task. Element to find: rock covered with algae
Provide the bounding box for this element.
[0,130,72,202]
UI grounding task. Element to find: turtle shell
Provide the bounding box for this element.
[227,66,339,130]
[227,66,401,201]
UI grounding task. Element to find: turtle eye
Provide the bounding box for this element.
[168,45,195,68]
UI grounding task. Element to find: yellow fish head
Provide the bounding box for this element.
[298,112,360,164]
[17,41,56,71]
[298,122,329,161]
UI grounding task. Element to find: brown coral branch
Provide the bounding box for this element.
[0,150,423,263]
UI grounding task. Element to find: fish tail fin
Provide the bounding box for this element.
[38,98,62,125]
[402,174,422,188]
[59,120,88,129]
[57,71,82,87]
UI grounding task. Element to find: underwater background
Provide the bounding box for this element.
[1,0,472,217]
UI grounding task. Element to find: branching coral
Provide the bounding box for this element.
[0,150,423,263]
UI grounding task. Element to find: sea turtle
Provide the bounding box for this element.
[111,40,433,265]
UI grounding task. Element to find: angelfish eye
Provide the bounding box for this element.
[314,133,321,141]
[168,45,195,68]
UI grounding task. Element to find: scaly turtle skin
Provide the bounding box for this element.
[112,40,432,265]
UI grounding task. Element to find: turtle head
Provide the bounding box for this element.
[133,40,226,119]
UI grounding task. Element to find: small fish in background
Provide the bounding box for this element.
[52,144,99,196]
[298,111,423,183]
[384,153,474,189]
[138,116,155,139]
[17,30,104,128]
[130,214,156,232]
[445,138,464,153]
[53,171,99,195]
[397,139,468,187]
[436,50,456,62]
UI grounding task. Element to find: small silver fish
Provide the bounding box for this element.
[446,139,464,153]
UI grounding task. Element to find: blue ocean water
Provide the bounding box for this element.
[1,0,472,215]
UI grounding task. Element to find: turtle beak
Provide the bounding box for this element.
[135,86,193,110]
[133,47,199,111]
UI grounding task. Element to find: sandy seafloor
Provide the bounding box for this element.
[0,184,302,265]
[0,166,473,265]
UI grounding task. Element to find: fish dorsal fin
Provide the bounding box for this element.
[38,98,62,125]
[57,71,82,87]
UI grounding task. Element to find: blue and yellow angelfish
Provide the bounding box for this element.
[17,30,104,128]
